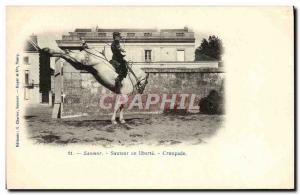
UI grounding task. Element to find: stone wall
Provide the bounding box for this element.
[61,65,225,116]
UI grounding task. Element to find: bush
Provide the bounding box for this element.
[199,90,224,114]
[195,36,224,61]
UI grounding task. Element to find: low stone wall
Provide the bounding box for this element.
[61,66,225,116]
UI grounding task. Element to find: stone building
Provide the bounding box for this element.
[23,35,54,104]
[22,35,41,104]
[57,27,195,62]
[53,27,224,116]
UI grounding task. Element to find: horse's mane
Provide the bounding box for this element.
[84,48,109,62]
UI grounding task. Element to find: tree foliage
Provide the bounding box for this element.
[195,35,223,61]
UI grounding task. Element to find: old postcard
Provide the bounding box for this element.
[6,6,294,189]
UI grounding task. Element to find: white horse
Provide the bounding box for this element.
[40,47,149,124]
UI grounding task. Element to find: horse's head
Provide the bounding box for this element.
[137,73,149,94]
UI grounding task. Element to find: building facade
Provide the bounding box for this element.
[23,35,54,105]
[22,35,41,104]
[56,27,197,64]
[53,27,223,116]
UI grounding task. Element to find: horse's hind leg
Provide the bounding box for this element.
[119,104,126,124]
[111,94,128,124]
[111,95,124,124]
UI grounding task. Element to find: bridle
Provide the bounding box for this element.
[81,40,148,94]
[82,48,109,62]
[127,61,148,94]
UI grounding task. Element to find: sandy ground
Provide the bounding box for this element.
[25,105,225,146]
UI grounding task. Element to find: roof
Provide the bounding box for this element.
[24,35,39,52]
[97,28,158,32]
[74,28,191,33]
[75,28,92,32]
[74,28,158,33]
[58,27,195,48]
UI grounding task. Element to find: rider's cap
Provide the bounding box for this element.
[113,32,121,39]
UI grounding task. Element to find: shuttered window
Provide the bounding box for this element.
[145,50,152,62]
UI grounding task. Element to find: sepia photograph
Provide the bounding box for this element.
[6,6,294,190]
[23,26,225,146]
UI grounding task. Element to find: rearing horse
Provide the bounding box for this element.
[40,47,149,124]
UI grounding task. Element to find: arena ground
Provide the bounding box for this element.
[24,105,224,146]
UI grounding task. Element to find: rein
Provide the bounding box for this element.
[127,62,140,84]
[83,49,109,62]
[83,47,147,94]
[127,62,140,94]
[127,62,148,94]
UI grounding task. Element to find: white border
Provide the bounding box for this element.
[1,0,298,194]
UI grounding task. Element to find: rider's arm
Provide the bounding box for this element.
[116,42,125,53]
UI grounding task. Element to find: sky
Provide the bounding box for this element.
[10,6,225,51]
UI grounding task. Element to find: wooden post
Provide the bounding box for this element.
[52,60,63,118]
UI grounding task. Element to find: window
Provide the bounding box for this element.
[98,33,106,37]
[77,33,86,37]
[144,33,152,37]
[177,50,185,61]
[176,32,185,37]
[25,70,29,85]
[127,33,135,37]
[23,56,29,65]
[145,50,152,62]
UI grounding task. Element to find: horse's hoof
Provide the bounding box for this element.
[120,119,126,124]
[111,120,117,125]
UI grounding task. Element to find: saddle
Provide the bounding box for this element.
[83,49,147,94]
[109,59,120,72]
[109,59,147,94]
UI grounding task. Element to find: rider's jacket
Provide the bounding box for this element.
[110,39,128,78]
[111,40,125,62]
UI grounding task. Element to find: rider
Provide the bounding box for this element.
[110,32,128,94]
